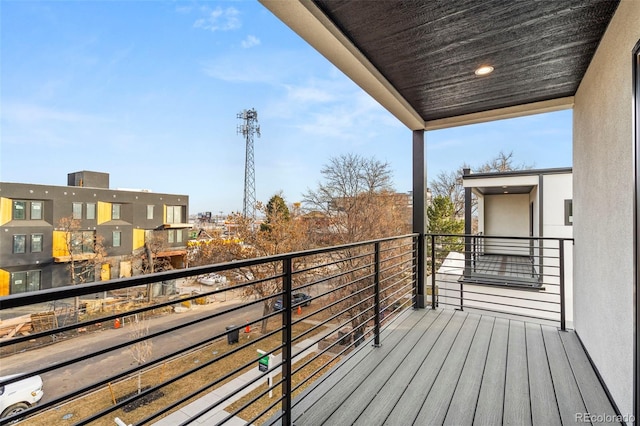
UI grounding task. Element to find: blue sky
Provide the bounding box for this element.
[0,1,572,215]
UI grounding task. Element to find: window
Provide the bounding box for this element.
[113,231,121,247]
[31,201,43,220]
[71,231,95,254]
[176,229,183,243]
[13,235,26,253]
[168,229,175,243]
[12,201,26,220]
[31,234,43,252]
[10,271,41,294]
[73,262,95,284]
[72,202,83,219]
[12,200,45,220]
[564,199,573,226]
[147,205,154,220]
[112,204,121,220]
[166,205,182,223]
[86,203,96,220]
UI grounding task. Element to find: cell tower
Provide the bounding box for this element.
[237,108,260,219]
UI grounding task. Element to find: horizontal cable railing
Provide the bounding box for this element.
[0,234,418,426]
[426,233,573,330]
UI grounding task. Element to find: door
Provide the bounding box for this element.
[100,263,111,281]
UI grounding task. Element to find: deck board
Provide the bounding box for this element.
[415,313,482,424]
[443,315,495,425]
[352,309,453,426]
[288,309,619,426]
[471,317,509,425]
[503,320,532,426]
[291,309,426,424]
[322,308,441,425]
[525,322,561,426]
[542,326,587,424]
[558,331,618,423]
[383,311,467,425]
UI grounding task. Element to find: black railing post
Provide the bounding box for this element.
[415,233,425,309]
[373,242,381,347]
[431,234,437,309]
[282,257,293,424]
[559,239,566,331]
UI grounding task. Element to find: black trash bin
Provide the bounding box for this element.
[226,325,239,344]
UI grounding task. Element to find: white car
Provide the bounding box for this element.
[0,374,43,419]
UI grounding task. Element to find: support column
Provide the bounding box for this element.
[632,39,640,426]
[413,130,426,309]
[464,168,472,278]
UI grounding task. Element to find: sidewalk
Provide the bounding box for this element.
[152,338,319,425]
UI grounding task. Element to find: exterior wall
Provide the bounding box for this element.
[541,173,574,325]
[0,181,189,294]
[542,173,572,238]
[573,0,639,418]
[484,194,529,255]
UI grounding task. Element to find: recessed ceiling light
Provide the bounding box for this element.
[475,65,494,76]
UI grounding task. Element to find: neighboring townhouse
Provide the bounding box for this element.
[463,167,573,244]
[0,171,190,295]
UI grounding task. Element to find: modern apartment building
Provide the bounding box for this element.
[0,171,190,296]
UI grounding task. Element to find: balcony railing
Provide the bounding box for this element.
[0,233,573,425]
[0,234,418,425]
[427,234,573,331]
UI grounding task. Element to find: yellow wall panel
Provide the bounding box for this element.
[0,269,9,296]
[100,263,111,281]
[52,231,70,257]
[0,197,12,226]
[97,201,111,224]
[120,261,132,278]
[163,205,167,223]
[133,229,145,250]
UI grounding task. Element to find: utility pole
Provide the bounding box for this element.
[237,108,260,219]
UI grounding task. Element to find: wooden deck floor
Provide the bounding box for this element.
[288,308,618,426]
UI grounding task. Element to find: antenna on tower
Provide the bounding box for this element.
[237,108,260,219]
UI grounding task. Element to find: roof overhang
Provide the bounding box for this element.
[260,0,618,131]
[260,0,425,130]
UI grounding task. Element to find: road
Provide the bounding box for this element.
[0,294,265,405]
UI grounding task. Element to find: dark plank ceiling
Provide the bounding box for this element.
[313,0,620,122]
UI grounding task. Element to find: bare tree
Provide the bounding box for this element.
[429,150,534,218]
[188,196,310,334]
[56,216,108,322]
[128,314,153,395]
[130,231,174,302]
[302,154,410,340]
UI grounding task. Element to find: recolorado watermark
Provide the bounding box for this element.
[575,413,635,423]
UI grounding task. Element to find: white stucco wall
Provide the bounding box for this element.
[485,194,529,255]
[573,0,639,418]
[542,173,573,238]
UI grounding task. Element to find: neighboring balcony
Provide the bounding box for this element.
[0,234,617,425]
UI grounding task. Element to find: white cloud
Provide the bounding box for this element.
[193,6,241,32]
[1,102,105,124]
[285,85,335,103]
[241,35,260,49]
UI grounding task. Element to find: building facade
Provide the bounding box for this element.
[0,171,190,296]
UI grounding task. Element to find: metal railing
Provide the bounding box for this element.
[0,234,418,425]
[427,233,573,330]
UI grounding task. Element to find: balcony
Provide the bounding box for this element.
[0,234,617,425]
